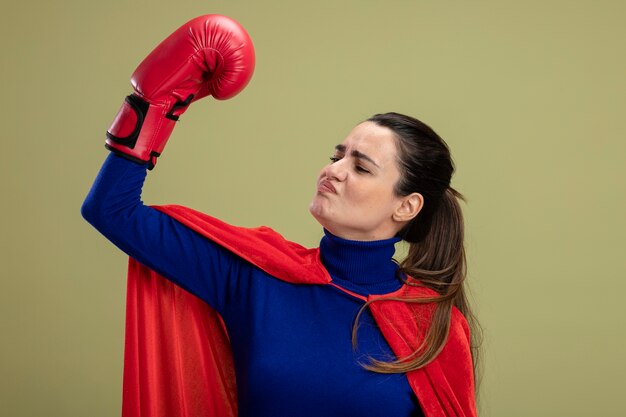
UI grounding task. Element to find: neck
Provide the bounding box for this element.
[319,229,403,296]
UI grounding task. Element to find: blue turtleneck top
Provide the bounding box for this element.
[82,153,424,417]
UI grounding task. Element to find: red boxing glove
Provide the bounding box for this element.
[106,15,255,169]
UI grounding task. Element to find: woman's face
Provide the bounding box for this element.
[309,121,418,241]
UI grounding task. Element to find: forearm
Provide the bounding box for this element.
[81,153,154,247]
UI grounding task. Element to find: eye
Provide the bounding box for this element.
[355,165,370,174]
[329,156,341,163]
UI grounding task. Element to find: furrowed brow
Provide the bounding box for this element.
[352,150,380,168]
[334,144,380,168]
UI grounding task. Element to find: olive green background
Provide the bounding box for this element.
[1,0,625,416]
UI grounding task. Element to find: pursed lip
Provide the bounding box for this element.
[318,179,337,194]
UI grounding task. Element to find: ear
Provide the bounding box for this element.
[392,192,423,223]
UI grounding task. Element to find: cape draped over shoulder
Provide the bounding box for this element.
[122,204,477,417]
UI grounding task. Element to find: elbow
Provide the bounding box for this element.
[81,194,97,226]
[81,192,106,230]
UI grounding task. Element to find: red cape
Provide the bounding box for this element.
[122,205,477,417]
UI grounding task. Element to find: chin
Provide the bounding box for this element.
[308,197,325,220]
[308,203,335,232]
[308,204,325,227]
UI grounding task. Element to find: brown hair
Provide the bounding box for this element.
[353,113,482,388]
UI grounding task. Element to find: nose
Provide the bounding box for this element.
[325,158,348,182]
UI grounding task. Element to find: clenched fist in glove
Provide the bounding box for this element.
[105,15,255,169]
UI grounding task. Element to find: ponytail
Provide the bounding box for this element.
[401,187,465,293]
[352,113,482,393]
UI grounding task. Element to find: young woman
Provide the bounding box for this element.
[82,14,480,417]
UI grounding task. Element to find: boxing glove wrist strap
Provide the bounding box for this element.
[105,93,193,169]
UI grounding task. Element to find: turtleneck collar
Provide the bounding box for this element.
[319,229,403,296]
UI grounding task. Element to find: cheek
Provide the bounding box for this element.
[353,183,396,210]
[351,180,381,200]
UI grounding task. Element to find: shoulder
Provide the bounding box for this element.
[153,205,331,285]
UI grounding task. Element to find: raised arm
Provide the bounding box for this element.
[81,15,255,312]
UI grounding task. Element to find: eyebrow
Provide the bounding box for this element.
[335,144,380,168]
